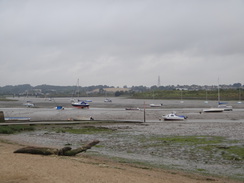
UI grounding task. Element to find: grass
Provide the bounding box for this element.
[135,135,244,162]
[0,97,18,101]
[137,135,226,147]
[132,89,242,100]
[219,145,244,161]
[0,125,35,134]
[150,136,225,145]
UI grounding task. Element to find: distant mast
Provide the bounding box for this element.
[218,78,220,104]
[157,75,161,87]
[77,78,80,98]
[238,88,242,104]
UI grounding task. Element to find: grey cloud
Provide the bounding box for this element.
[0,0,243,86]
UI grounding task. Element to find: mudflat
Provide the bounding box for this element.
[0,140,241,183]
[0,97,243,183]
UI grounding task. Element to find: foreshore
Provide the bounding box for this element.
[0,97,243,182]
[0,140,242,183]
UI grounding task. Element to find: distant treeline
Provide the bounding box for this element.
[0,84,115,97]
[0,83,243,100]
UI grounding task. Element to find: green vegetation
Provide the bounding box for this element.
[0,98,17,101]
[0,125,34,134]
[132,89,242,100]
[135,135,244,161]
[218,146,244,161]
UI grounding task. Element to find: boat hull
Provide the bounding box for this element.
[218,105,233,111]
[164,118,184,121]
[125,108,140,110]
[4,117,31,121]
[72,104,89,109]
[150,104,163,107]
[203,108,224,112]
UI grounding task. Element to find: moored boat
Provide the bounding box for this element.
[4,117,31,121]
[150,103,163,107]
[104,98,112,102]
[163,113,187,121]
[203,108,224,112]
[55,106,64,110]
[72,100,89,109]
[23,101,35,107]
[218,104,233,111]
[125,107,140,110]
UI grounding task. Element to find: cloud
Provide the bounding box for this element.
[0,0,244,87]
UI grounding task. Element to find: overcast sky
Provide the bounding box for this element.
[0,0,244,87]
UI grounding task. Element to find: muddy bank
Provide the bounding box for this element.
[1,120,243,181]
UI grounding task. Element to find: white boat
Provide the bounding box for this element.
[150,103,163,107]
[218,104,233,111]
[163,113,187,121]
[23,101,35,107]
[5,117,31,121]
[203,108,224,112]
[104,98,112,102]
[125,107,140,110]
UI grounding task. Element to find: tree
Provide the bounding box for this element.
[232,83,242,88]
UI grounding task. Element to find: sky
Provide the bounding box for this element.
[0,0,244,87]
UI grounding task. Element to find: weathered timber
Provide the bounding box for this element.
[14,146,58,155]
[62,140,100,156]
[14,140,100,156]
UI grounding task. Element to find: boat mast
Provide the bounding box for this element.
[180,89,184,103]
[204,89,208,103]
[77,78,80,98]
[238,88,242,104]
[218,78,220,104]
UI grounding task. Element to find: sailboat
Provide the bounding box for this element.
[104,91,112,102]
[149,90,163,107]
[180,89,184,103]
[217,79,233,111]
[203,79,232,112]
[237,88,242,104]
[23,101,35,107]
[204,90,208,103]
[23,91,35,107]
[71,79,90,109]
